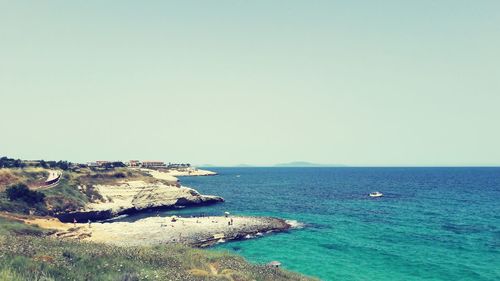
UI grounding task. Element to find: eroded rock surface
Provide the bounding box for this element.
[56,181,223,222]
[85,216,291,247]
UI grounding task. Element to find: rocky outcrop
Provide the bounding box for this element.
[85,216,292,247]
[56,180,223,222]
[144,168,217,185]
[192,217,292,248]
[57,210,114,223]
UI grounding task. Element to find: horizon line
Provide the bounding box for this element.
[197,165,500,168]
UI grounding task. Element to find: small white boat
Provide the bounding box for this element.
[369,191,383,197]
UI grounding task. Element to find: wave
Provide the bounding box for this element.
[285,220,305,229]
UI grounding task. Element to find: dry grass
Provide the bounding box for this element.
[0,167,317,280]
[0,170,22,191]
[0,222,317,281]
[0,168,49,191]
[0,167,170,216]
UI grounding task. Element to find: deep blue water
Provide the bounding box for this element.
[165,168,499,280]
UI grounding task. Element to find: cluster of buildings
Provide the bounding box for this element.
[131,160,167,168]
[1,156,191,171]
[86,160,195,170]
[86,160,168,169]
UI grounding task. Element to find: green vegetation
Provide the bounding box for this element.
[41,172,90,214]
[0,166,164,217]
[0,156,73,171]
[0,157,26,169]
[6,184,45,204]
[0,217,52,237]
[0,168,48,191]
[0,159,315,280]
[98,161,127,170]
[0,219,314,281]
[0,191,48,216]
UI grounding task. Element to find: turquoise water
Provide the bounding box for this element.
[168,168,498,280]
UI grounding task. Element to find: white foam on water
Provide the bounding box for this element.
[285,220,305,229]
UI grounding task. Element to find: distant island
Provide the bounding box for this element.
[274,161,347,167]
[198,162,346,168]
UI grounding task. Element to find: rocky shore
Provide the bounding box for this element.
[82,215,292,247]
[34,167,297,248]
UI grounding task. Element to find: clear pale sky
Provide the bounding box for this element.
[1,1,499,166]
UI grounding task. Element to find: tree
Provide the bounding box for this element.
[56,161,69,170]
[6,184,46,204]
[111,161,126,168]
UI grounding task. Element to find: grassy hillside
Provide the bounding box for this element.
[0,166,316,280]
[0,218,315,281]
[0,168,48,191]
[0,167,168,216]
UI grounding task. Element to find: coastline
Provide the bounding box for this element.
[56,179,224,222]
[1,211,293,248]
[59,166,294,246]
[144,168,217,183]
[79,215,292,247]
[2,167,296,249]
[0,164,313,280]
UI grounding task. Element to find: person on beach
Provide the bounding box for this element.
[88,219,92,228]
[73,218,77,227]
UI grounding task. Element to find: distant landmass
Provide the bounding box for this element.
[274,161,346,167]
[197,164,256,168]
[198,162,346,167]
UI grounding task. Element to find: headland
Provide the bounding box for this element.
[0,156,309,280]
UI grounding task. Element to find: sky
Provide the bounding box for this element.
[1,1,499,166]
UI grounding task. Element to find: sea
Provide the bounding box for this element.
[157,167,499,281]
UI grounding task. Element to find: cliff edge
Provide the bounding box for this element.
[56,180,223,222]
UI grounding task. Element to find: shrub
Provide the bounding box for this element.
[6,184,45,204]
[113,172,126,178]
[119,272,140,281]
[44,196,82,213]
[0,170,21,191]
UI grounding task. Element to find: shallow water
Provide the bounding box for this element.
[159,167,499,281]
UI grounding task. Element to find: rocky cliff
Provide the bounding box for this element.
[56,180,223,222]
